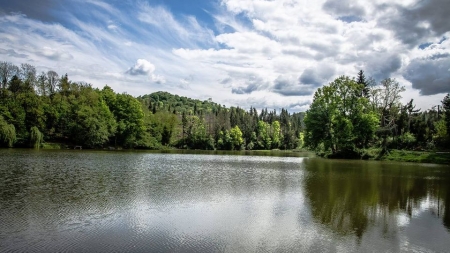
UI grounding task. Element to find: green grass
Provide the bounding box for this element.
[41,142,63,149]
[380,150,450,165]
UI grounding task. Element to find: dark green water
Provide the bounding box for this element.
[0,149,449,252]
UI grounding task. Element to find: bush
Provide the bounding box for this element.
[397,132,416,149]
[0,116,16,148]
[30,126,43,149]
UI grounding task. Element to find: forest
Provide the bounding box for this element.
[304,71,450,158]
[0,62,304,150]
[0,62,448,159]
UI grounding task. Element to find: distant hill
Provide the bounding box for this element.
[137,91,223,115]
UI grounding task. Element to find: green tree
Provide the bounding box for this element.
[0,115,16,147]
[183,115,212,149]
[106,93,145,148]
[270,120,281,149]
[304,76,378,156]
[433,119,447,146]
[230,125,244,150]
[257,120,272,149]
[217,130,232,150]
[356,70,370,98]
[0,62,19,91]
[70,101,116,148]
[29,126,43,149]
[442,94,450,137]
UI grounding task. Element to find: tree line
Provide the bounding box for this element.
[0,62,305,150]
[2,61,446,154]
[304,70,450,158]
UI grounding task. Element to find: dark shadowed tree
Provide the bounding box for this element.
[356,70,370,98]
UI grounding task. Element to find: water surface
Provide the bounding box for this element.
[0,149,449,252]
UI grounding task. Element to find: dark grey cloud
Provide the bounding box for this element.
[304,41,339,57]
[231,76,268,94]
[428,53,450,60]
[323,0,366,19]
[403,56,450,95]
[299,65,335,86]
[365,54,402,82]
[338,15,363,23]
[289,101,311,107]
[377,0,450,46]
[220,77,232,87]
[299,70,319,85]
[0,48,28,58]
[231,84,258,94]
[288,101,311,112]
[0,0,62,22]
[272,75,314,96]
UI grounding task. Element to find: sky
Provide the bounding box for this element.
[0,0,449,112]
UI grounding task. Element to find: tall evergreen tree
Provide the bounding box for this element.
[357,70,370,98]
[442,94,450,137]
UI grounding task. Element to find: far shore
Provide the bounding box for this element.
[3,145,449,165]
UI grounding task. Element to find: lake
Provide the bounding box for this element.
[0,149,449,252]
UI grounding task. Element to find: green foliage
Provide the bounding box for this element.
[138,91,304,151]
[433,118,448,147]
[138,91,221,115]
[30,126,43,149]
[297,132,304,148]
[382,150,450,164]
[256,120,272,149]
[106,93,146,148]
[270,121,281,149]
[0,115,16,147]
[148,112,178,146]
[357,70,370,98]
[304,76,378,156]
[230,125,244,150]
[71,102,116,148]
[2,61,445,157]
[177,115,213,149]
[397,132,417,149]
[443,94,450,137]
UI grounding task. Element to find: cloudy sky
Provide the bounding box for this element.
[0,0,449,111]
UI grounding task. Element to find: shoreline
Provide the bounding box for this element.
[377,150,450,165]
[3,145,449,165]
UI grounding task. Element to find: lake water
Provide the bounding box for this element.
[0,149,449,252]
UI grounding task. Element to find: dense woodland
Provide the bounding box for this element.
[0,62,305,150]
[0,62,448,157]
[304,71,450,158]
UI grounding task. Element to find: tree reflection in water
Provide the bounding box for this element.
[303,159,450,239]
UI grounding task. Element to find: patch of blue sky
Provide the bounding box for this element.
[419,42,433,49]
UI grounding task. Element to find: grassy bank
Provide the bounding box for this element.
[378,150,450,165]
[41,142,64,149]
[316,148,450,165]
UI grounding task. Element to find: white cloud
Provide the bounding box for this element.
[107,24,118,30]
[0,0,448,112]
[137,3,215,47]
[126,59,155,76]
[39,46,74,61]
[152,74,166,84]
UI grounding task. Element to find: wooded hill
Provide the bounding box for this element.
[0,62,305,150]
[137,91,305,150]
